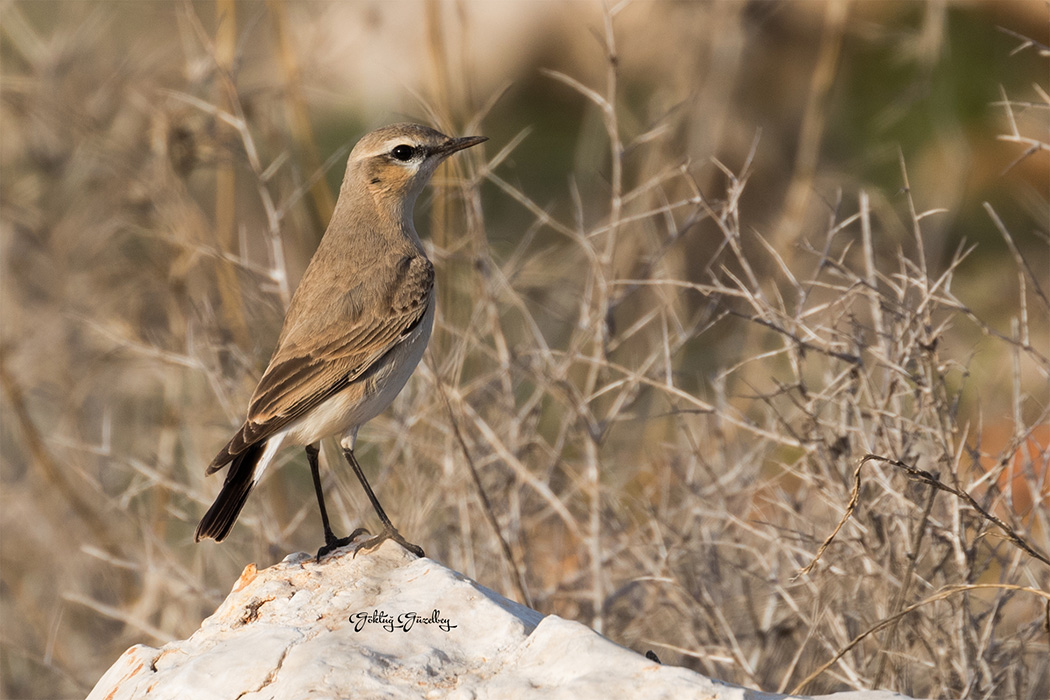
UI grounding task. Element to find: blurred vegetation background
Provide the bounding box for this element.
[1,1,1047,698]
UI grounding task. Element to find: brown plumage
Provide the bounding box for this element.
[195,124,486,558]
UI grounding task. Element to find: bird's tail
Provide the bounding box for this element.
[195,441,265,542]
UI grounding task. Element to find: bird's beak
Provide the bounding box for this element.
[434,135,488,157]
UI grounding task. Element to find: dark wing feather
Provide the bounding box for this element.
[209,254,433,471]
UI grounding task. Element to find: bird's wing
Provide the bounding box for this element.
[209,253,434,470]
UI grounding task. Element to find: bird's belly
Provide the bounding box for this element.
[284,302,434,447]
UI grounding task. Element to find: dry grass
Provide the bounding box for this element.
[1,2,1047,699]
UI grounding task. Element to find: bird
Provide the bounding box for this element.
[194,123,487,560]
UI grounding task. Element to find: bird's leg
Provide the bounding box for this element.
[307,444,368,561]
[342,446,424,558]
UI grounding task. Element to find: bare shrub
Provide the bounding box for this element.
[1,3,1046,698]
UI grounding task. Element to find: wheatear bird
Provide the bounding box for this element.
[195,123,486,559]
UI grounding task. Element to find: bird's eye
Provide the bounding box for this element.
[391,145,415,161]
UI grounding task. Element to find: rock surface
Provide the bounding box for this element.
[87,541,918,700]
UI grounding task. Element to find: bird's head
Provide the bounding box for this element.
[346,123,486,211]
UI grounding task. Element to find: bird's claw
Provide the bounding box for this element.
[315,526,371,562]
[353,527,425,559]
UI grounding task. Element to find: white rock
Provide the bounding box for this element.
[86,541,921,700]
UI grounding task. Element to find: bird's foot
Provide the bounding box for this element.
[353,526,425,559]
[315,526,371,562]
